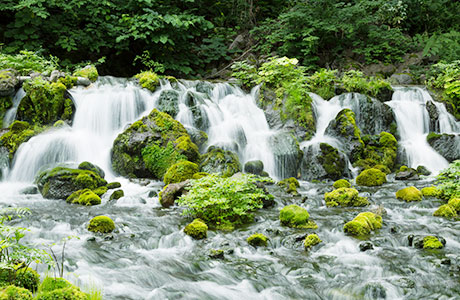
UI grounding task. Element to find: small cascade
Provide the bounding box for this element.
[387,86,458,173]
[3,88,26,128]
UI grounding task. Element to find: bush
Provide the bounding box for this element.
[177,174,273,229]
[435,160,460,199]
[0,285,33,300]
[0,51,58,75]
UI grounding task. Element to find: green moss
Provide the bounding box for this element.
[277,177,300,195]
[0,268,39,292]
[52,120,65,128]
[379,131,397,148]
[324,187,369,207]
[433,204,457,218]
[279,204,317,229]
[0,121,44,158]
[400,165,409,172]
[87,216,115,233]
[110,189,124,200]
[92,186,108,197]
[66,189,101,206]
[192,172,209,179]
[304,234,322,250]
[107,182,121,189]
[184,219,208,239]
[163,161,199,185]
[421,186,440,198]
[356,168,387,187]
[38,277,73,292]
[36,286,87,300]
[78,161,105,178]
[318,143,346,180]
[57,75,77,89]
[357,132,398,172]
[247,233,268,247]
[0,285,32,300]
[333,179,351,189]
[174,136,200,162]
[422,236,444,249]
[447,198,460,212]
[343,212,382,236]
[396,186,423,202]
[135,71,160,92]
[199,147,241,177]
[73,65,98,82]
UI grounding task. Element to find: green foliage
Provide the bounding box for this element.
[420,31,460,63]
[426,61,460,118]
[0,51,58,76]
[436,160,460,200]
[38,277,73,292]
[0,285,32,300]
[305,69,337,100]
[341,70,392,97]
[73,65,98,82]
[134,71,160,92]
[177,174,273,229]
[142,142,186,180]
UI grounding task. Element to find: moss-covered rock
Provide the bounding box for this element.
[0,268,39,292]
[17,77,74,125]
[277,177,300,195]
[36,167,107,199]
[199,146,241,177]
[36,286,87,300]
[110,189,124,200]
[192,172,209,179]
[304,233,322,250]
[247,233,268,247]
[421,186,440,197]
[433,204,457,218]
[324,187,369,207]
[163,160,199,185]
[447,198,460,212]
[333,179,351,189]
[111,109,199,179]
[184,219,208,239]
[158,89,180,117]
[0,285,32,300]
[159,180,190,208]
[0,121,40,160]
[73,65,98,82]
[356,168,387,186]
[87,216,115,233]
[78,161,105,178]
[423,236,444,249]
[343,212,382,236]
[279,204,317,229]
[0,69,18,97]
[107,181,121,189]
[317,143,346,180]
[134,71,159,92]
[66,189,101,206]
[38,277,73,292]
[396,186,422,202]
[244,160,264,175]
[92,186,108,197]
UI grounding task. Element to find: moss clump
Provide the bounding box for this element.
[163,161,199,185]
[110,189,124,200]
[192,172,209,179]
[184,219,208,239]
[73,65,98,82]
[87,216,115,233]
[277,177,300,195]
[199,147,241,177]
[355,132,398,172]
[324,187,369,207]
[57,75,77,89]
[66,189,101,206]
[135,71,159,92]
[36,286,87,300]
[279,204,317,229]
[174,136,200,163]
[38,277,73,292]
[423,236,444,249]
[433,204,457,218]
[107,182,121,189]
[304,234,322,250]
[0,120,44,159]
[0,268,40,292]
[447,198,460,212]
[0,285,32,300]
[92,185,108,197]
[396,186,423,202]
[343,212,382,236]
[356,168,387,186]
[333,179,351,189]
[247,233,268,247]
[421,186,440,197]
[78,161,105,178]
[317,143,346,180]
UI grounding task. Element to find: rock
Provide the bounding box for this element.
[228,34,245,50]
[208,249,225,259]
[0,69,19,96]
[408,235,445,249]
[19,186,39,195]
[304,234,322,250]
[163,161,199,184]
[277,177,300,195]
[390,73,413,85]
[421,186,439,197]
[0,121,42,160]
[359,241,374,251]
[75,77,91,86]
[36,166,107,199]
[268,131,302,178]
[78,161,105,178]
[158,89,180,117]
[344,212,382,236]
[107,182,121,189]
[49,70,65,82]
[427,133,460,162]
[110,189,124,200]
[363,283,386,299]
[426,101,439,132]
[333,179,351,189]
[87,216,115,233]
[416,165,431,176]
[433,204,457,218]
[247,233,268,247]
[196,81,214,95]
[186,127,208,149]
[111,109,199,179]
[356,168,387,186]
[395,166,419,180]
[92,185,108,196]
[300,143,347,181]
[184,219,207,239]
[396,186,422,202]
[199,146,241,177]
[73,65,98,82]
[317,143,346,180]
[244,160,264,175]
[324,188,369,207]
[158,180,190,208]
[66,189,101,206]
[148,190,158,197]
[279,204,317,229]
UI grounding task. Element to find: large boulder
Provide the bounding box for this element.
[159,180,190,208]
[356,168,387,186]
[0,69,19,97]
[199,146,241,177]
[158,89,180,118]
[244,160,264,175]
[344,212,382,236]
[0,120,42,160]
[268,131,302,179]
[427,133,460,162]
[111,109,199,179]
[300,143,347,181]
[36,167,107,199]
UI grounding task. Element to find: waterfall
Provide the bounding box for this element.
[3,88,26,128]
[387,86,458,173]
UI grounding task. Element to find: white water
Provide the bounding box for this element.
[387,87,459,173]
[3,87,26,127]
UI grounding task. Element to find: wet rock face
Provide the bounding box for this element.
[395,167,419,180]
[158,89,180,118]
[268,131,302,179]
[300,143,347,181]
[426,101,439,132]
[199,146,241,177]
[427,133,460,162]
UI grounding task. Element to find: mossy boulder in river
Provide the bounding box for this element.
[324,187,369,207]
[0,120,44,160]
[304,234,322,250]
[277,177,300,195]
[184,219,208,239]
[0,285,33,299]
[247,233,268,247]
[36,166,107,199]
[396,186,422,202]
[66,189,101,206]
[163,161,199,185]
[421,186,440,197]
[408,234,446,249]
[355,132,398,172]
[36,277,88,300]
[343,212,382,236]
[199,146,241,177]
[333,179,351,189]
[356,168,387,186]
[87,216,115,233]
[244,160,264,175]
[111,109,199,179]
[279,204,317,229]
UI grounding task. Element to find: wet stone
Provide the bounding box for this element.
[359,242,374,252]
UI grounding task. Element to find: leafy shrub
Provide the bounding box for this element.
[426,61,460,118]
[436,160,460,199]
[305,69,337,99]
[0,51,59,75]
[177,174,273,229]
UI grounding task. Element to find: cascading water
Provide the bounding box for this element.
[3,87,26,127]
[387,86,459,173]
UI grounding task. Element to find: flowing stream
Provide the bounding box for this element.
[0,80,459,299]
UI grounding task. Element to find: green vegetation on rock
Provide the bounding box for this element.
[0,121,44,159]
[73,65,98,82]
[87,216,115,233]
[110,189,124,200]
[247,233,268,247]
[184,219,208,239]
[277,177,300,195]
[317,143,346,180]
[343,212,382,236]
[333,179,351,189]
[135,71,160,92]
[163,161,199,185]
[279,204,317,229]
[0,268,39,292]
[324,188,369,207]
[433,204,457,218]
[66,189,101,206]
[422,236,444,249]
[435,160,460,200]
[199,147,241,177]
[304,234,322,250]
[396,186,423,202]
[0,285,32,300]
[421,186,440,197]
[356,168,387,187]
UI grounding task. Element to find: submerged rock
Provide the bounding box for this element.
[247,233,268,247]
[110,189,124,200]
[324,187,369,207]
[344,212,382,236]
[199,146,241,177]
[359,241,374,251]
[396,186,422,202]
